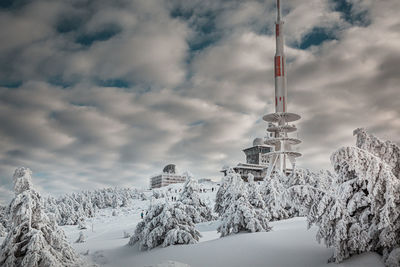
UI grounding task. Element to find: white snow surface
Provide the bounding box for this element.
[0,182,385,267]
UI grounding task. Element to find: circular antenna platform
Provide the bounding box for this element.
[265,151,302,158]
[264,137,301,146]
[263,112,301,123]
[267,124,297,133]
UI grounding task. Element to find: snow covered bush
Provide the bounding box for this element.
[78,217,88,230]
[313,139,400,263]
[76,231,85,243]
[218,172,271,237]
[179,174,215,223]
[123,230,131,238]
[0,167,88,267]
[129,201,201,250]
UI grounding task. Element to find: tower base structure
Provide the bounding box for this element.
[263,112,301,177]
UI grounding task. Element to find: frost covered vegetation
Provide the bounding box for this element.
[44,187,141,225]
[129,201,201,250]
[306,129,400,265]
[0,167,88,267]
[213,128,400,266]
[0,128,399,266]
[217,172,271,236]
[129,174,210,249]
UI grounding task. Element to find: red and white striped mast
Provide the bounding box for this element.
[274,0,287,116]
[263,0,301,176]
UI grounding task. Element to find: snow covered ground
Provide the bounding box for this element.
[60,208,383,267]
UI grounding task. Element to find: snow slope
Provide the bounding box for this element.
[62,213,383,267]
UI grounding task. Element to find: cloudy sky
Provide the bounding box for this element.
[1,0,399,203]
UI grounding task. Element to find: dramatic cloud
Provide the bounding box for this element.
[0,0,399,203]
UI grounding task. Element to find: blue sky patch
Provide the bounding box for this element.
[298,27,337,49]
[97,79,131,88]
[332,0,370,26]
[76,25,121,46]
[0,80,22,88]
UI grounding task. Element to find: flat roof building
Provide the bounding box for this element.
[150,164,186,189]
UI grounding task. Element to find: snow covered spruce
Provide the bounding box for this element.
[179,173,215,223]
[0,167,89,267]
[217,170,271,237]
[129,201,201,250]
[310,129,400,265]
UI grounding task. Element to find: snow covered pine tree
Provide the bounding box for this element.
[261,172,290,221]
[0,167,89,267]
[313,130,400,263]
[214,168,234,217]
[129,201,201,250]
[179,173,214,223]
[218,171,271,237]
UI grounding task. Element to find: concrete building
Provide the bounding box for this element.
[150,164,186,189]
[222,137,273,182]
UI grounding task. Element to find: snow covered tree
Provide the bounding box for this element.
[218,172,271,237]
[214,168,238,217]
[0,167,88,267]
[75,232,85,243]
[246,174,266,210]
[313,145,400,263]
[129,201,201,250]
[285,169,334,223]
[179,173,214,223]
[261,172,290,221]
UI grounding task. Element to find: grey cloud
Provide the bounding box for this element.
[0,0,399,204]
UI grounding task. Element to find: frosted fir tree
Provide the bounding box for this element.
[129,201,201,250]
[214,168,239,217]
[246,174,266,210]
[0,167,88,267]
[285,169,334,222]
[179,173,214,223]
[262,172,289,221]
[314,146,400,263]
[218,173,271,237]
